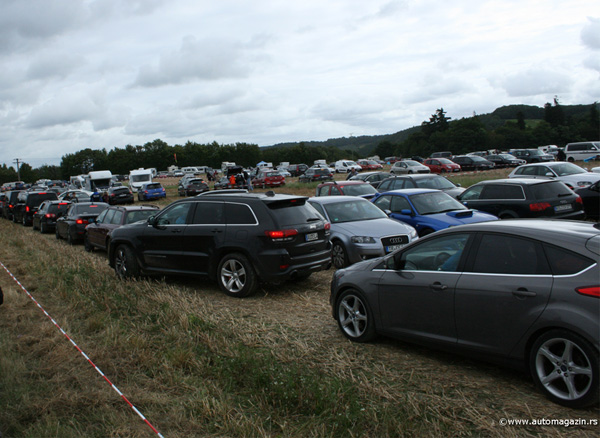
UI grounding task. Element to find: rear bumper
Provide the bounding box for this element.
[253,243,332,283]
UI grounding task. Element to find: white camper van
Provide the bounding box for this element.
[129,168,153,192]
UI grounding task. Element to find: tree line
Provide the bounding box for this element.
[1,100,597,185]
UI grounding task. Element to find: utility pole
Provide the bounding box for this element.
[13,158,22,181]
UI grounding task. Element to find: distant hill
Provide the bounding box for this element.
[263,103,597,154]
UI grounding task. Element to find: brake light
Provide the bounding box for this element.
[26,206,30,212]
[265,229,298,241]
[324,222,331,230]
[576,286,600,298]
[76,219,89,225]
[529,202,551,212]
[576,196,583,205]
[45,213,56,218]
[59,202,69,206]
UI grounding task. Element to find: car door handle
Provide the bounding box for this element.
[430,282,448,291]
[211,228,223,233]
[171,229,182,233]
[512,288,536,298]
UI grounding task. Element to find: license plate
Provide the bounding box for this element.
[554,204,572,212]
[305,232,318,242]
[385,245,403,253]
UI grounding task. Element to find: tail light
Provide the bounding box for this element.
[324,222,331,230]
[25,206,30,212]
[576,196,583,205]
[576,286,600,298]
[265,229,298,242]
[45,213,56,218]
[76,219,89,225]
[529,202,551,212]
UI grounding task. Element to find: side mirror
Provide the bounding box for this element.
[147,215,157,226]
[384,209,392,216]
[400,209,413,216]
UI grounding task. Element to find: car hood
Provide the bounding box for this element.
[426,210,498,225]
[441,187,466,198]
[333,217,414,237]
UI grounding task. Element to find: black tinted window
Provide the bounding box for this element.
[373,195,391,211]
[192,202,224,225]
[543,245,594,275]
[111,210,124,225]
[481,184,524,200]
[268,201,321,227]
[472,234,549,275]
[225,203,256,225]
[530,182,573,199]
[102,209,115,224]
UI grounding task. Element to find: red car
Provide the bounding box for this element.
[357,159,383,171]
[423,158,461,173]
[315,181,379,199]
[253,170,285,188]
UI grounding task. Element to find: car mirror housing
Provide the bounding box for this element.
[400,209,413,216]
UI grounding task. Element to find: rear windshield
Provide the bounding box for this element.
[414,176,456,190]
[48,203,70,214]
[530,182,573,199]
[146,183,162,190]
[74,204,107,215]
[267,200,322,227]
[28,193,58,205]
[113,188,130,194]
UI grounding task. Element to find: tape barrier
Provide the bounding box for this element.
[0,261,165,438]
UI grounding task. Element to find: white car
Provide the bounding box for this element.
[508,161,600,188]
[390,160,431,175]
[334,160,362,173]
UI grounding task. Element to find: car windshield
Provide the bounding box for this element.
[414,176,457,190]
[410,192,467,215]
[500,154,518,160]
[438,158,454,164]
[323,200,387,223]
[470,156,489,162]
[404,160,422,167]
[342,184,378,196]
[549,163,586,176]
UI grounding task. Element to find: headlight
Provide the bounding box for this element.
[351,236,376,244]
[576,181,592,187]
[409,228,418,240]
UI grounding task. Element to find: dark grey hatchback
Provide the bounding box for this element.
[330,220,599,408]
[108,192,332,297]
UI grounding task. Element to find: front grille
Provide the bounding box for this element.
[381,235,409,247]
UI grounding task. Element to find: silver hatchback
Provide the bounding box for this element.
[330,220,599,408]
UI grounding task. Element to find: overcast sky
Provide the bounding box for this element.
[0,0,598,169]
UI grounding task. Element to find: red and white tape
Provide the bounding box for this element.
[0,261,165,438]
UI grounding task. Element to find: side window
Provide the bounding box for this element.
[396,233,470,272]
[309,202,326,218]
[192,202,224,225]
[317,186,329,196]
[481,185,510,200]
[373,195,391,211]
[471,234,549,275]
[391,179,405,190]
[225,203,256,225]
[379,180,390,191]
[158,203,193,225]
[331,186,342,195]
[460,185,484,201]
[96,209,109,224]
[543,245,594,275]
[390,196,411,213]
[111,210,124,225]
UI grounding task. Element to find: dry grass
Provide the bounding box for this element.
[0,171,598,437]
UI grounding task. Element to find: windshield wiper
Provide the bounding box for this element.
[307,217,321,222]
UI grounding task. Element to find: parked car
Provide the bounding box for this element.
[2,190,24,221]
[348,171,392,189]
[58,190,94,203]
[299,168,334,183]
[377,174,465,198]
[334,160,362,173]
[104,186,134,205]
[55,202,110,244]
[32,200,71,233]
[508,161,600,189]
[451,155,495,171]
[107,192,332,297]
[372,189,497,237]
[457,179,584,219]
[329,220,600,408]
[85,205,160,252]
[12,190,59,226]
[423,158,461,173]
[308,196,417,268]
[357,159,383,171]
[138,182,167,201]
[0,193,7,218]
[485,154,526,168]
[287,164,309,177]
[575,180,600,219]
[178,178,210,196]
[564,141,600,162]
[390,160,431,175]
[253,170,285,188]
[510,149,554,163]
[316,181,379,199]
[430,151,453,159]
[383,156,401,164]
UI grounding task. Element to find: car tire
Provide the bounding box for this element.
[335,289,376,343]
[66,228,75,245]
[84,234,93,252]
[40,222,47,234]
[331,241,349,269]
[217,253,257,298]
[498,211,518,220]
[529,330,599,408]
[32,220,38,231]
[55,226,61,240]
[114,245,140,279]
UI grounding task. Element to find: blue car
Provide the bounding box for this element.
[371,188,497,237]
[137,182,167,201]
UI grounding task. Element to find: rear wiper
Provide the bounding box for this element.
[558,193,572,197]
[307,217,321,222]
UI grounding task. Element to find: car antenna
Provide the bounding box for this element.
[265,190,275,197]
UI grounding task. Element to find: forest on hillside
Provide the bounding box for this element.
[1,101,597,184]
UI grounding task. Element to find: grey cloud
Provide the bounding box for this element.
[25,94,101,129]
[133,36,257,87]
[581,17,600,50]
[501,70,571,97]
[26,52,85,80]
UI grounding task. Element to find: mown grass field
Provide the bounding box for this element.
[0,167,598,437]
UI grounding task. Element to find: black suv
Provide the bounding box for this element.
[3,190,24,221]
[287,164,308,177]
[13,190,58,226]
[457,179,584,219]
[108,192,332,297]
